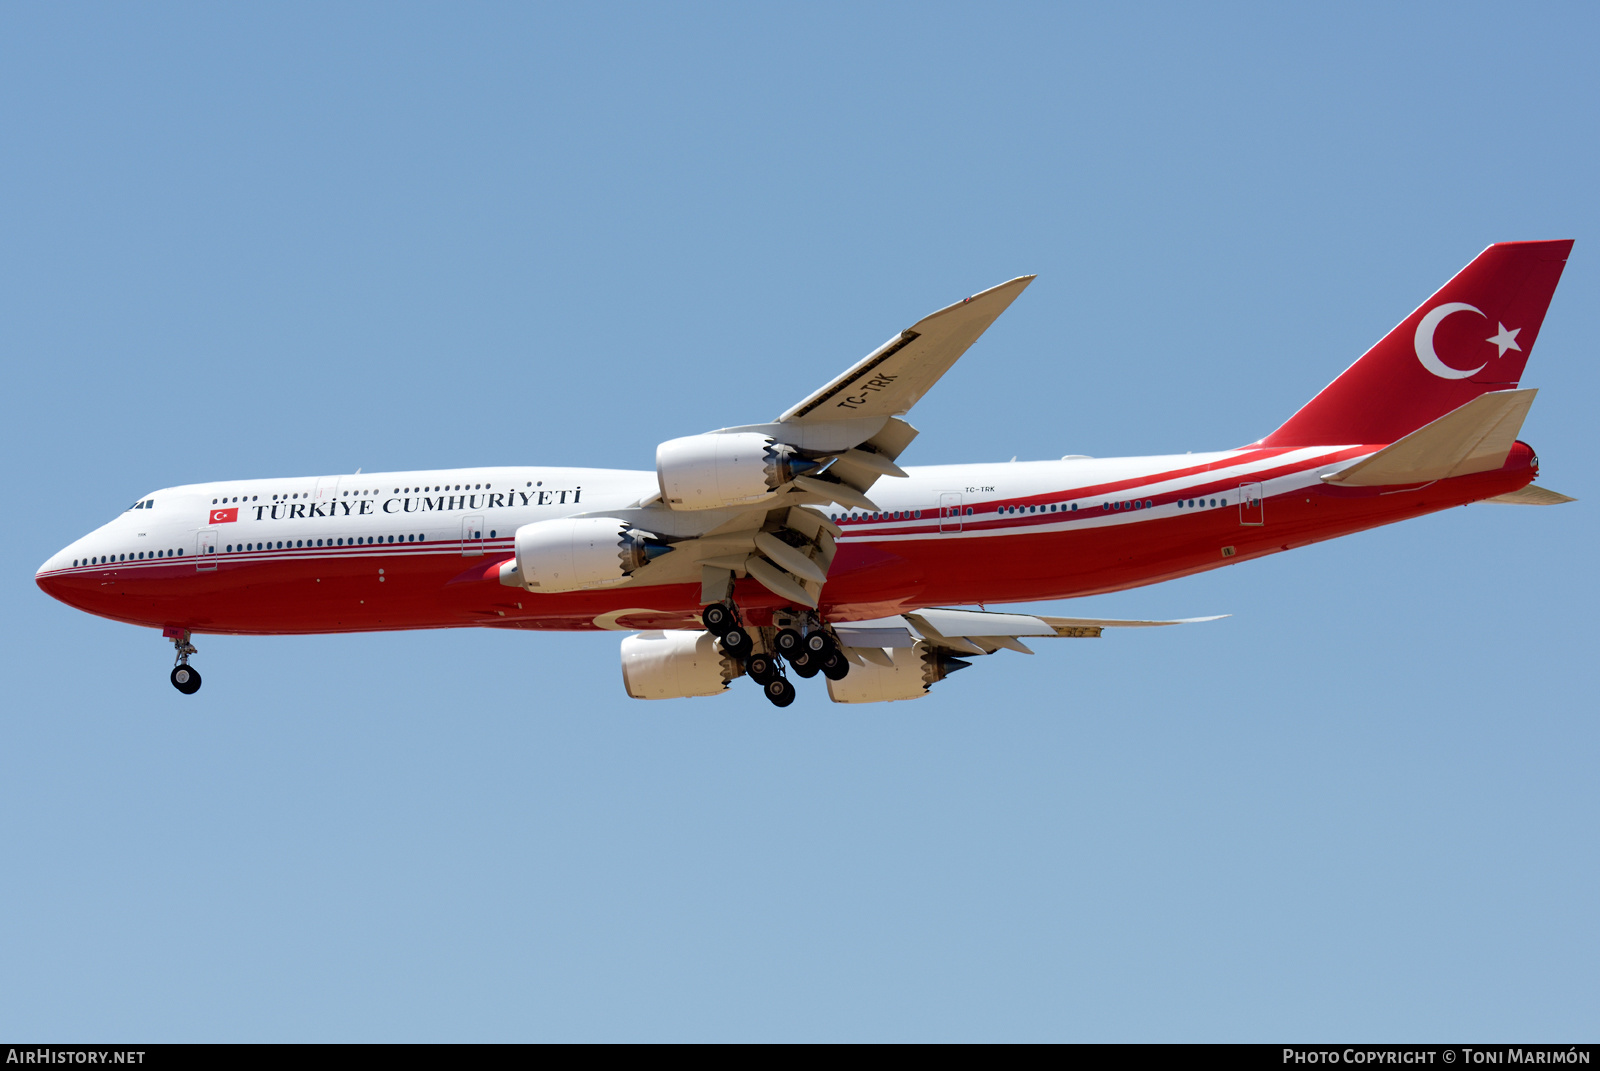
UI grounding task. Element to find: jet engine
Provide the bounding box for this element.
[825,642,970,703]
[620,630,742,699]
[655,432,819,511]
[511,517,672,592]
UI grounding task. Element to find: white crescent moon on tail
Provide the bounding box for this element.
[1414,302,1486,380]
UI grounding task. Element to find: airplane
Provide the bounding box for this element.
[35,240,1575,706]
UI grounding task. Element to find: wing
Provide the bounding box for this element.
[834,608,1227,657]
[823,608,1227,702]
[777,275,1036,425]
[541,278,1038,610]
[705,275,1037,505]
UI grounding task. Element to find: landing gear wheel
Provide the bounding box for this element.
[774,628,802,656]
[763,677,796,707]
[803,631,832,655]
[789,649,821,678]
[720,626,751,654]
[821,651,850,681]
[746,652,779,685]
[702,604,733,635]
[170,665,202,694]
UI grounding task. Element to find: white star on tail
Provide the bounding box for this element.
[1487,323,1522,357]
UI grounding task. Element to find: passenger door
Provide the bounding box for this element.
[462,515,485,556]
[939,493,963,533]
[1238,482,1264,526]
[196,528,219,571]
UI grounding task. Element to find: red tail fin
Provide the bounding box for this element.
[1261,240,1573,447]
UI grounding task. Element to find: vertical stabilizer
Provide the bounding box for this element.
[1262,241,1571,447]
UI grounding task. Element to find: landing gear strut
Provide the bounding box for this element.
[167,629,201,695]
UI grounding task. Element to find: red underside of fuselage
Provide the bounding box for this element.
[35,458,1535,638]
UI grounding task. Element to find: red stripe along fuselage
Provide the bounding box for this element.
[34,443,1539,637]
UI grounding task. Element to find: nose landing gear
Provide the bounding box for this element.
[165,628,202,694]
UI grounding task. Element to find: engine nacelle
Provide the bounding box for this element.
[512,517,670,592]
[825,642,970,703]
[655,432,816,511]
[620,630,741,699]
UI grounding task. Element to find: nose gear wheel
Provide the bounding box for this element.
[168,630,202,694]
[170,665,202,694]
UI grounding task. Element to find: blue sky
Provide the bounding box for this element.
[2,2,1595,1041]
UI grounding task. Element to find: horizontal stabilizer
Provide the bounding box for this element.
[1485,484,1576,505]
[1322,388,1536,487]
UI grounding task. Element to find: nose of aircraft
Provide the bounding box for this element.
[36,544,94,610]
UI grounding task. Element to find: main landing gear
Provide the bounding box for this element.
[702,602,848,706]
[166,628,201,695]
[702,603,751,657]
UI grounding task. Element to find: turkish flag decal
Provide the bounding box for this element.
[209,508,239,524]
